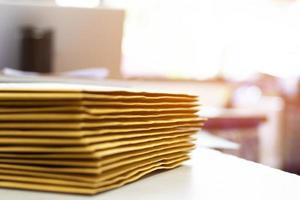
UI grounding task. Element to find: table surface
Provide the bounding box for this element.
[0,148,299,200]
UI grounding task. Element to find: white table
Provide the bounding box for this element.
[0,148,299,200]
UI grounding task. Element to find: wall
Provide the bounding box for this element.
[0,2,124,78]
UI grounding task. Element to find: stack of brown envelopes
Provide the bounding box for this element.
[0,83,205,195]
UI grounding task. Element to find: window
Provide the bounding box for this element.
[56,0,100,8]
[106,0,300,80]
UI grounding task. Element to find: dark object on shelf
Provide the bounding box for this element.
[20,26,53,73]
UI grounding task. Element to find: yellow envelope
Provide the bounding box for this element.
[0,146,193,183]
[0,122,203,137]
[95,157,187,194]
[0,140,193,161]
[0,117,203,129]
[0,83,203,195]
[0,156,186,195]
[0,106,199,115]
[0,138,193,173]
[0,83,195,98]
[0,133,193,153]
[0,142,194,168]
[0,128,199,145]
[0,153,188,188]
[0,91,196,102]
[0,113,198,121]
[0,101,198,110]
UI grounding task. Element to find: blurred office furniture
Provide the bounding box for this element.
[284,102,300,174]
[282,78,300,174]
[20,26,53,73]
[227,77,285,169]
[251,75,300,174]
[0,2,124,78]
[203,108,266,162]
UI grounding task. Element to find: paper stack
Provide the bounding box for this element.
[0,83,204,195]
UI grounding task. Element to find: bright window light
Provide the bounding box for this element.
[56,0,100,8]
[108,0,300,80]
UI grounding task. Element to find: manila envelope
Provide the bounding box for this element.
[0,91,196,102]
[0,117,203,129]
[0,128,199,145]
[0,153,188,188]
[0,132,194,153]
[0,121,203,137]
[0,139,193,161]
[0,139,193,175]
[0,141,194,168]
[0,113,199,121]
[0,143,193,182]
[0,155,187,195]
[0,106,199,115]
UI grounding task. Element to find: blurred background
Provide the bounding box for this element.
[0,0,300,174]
